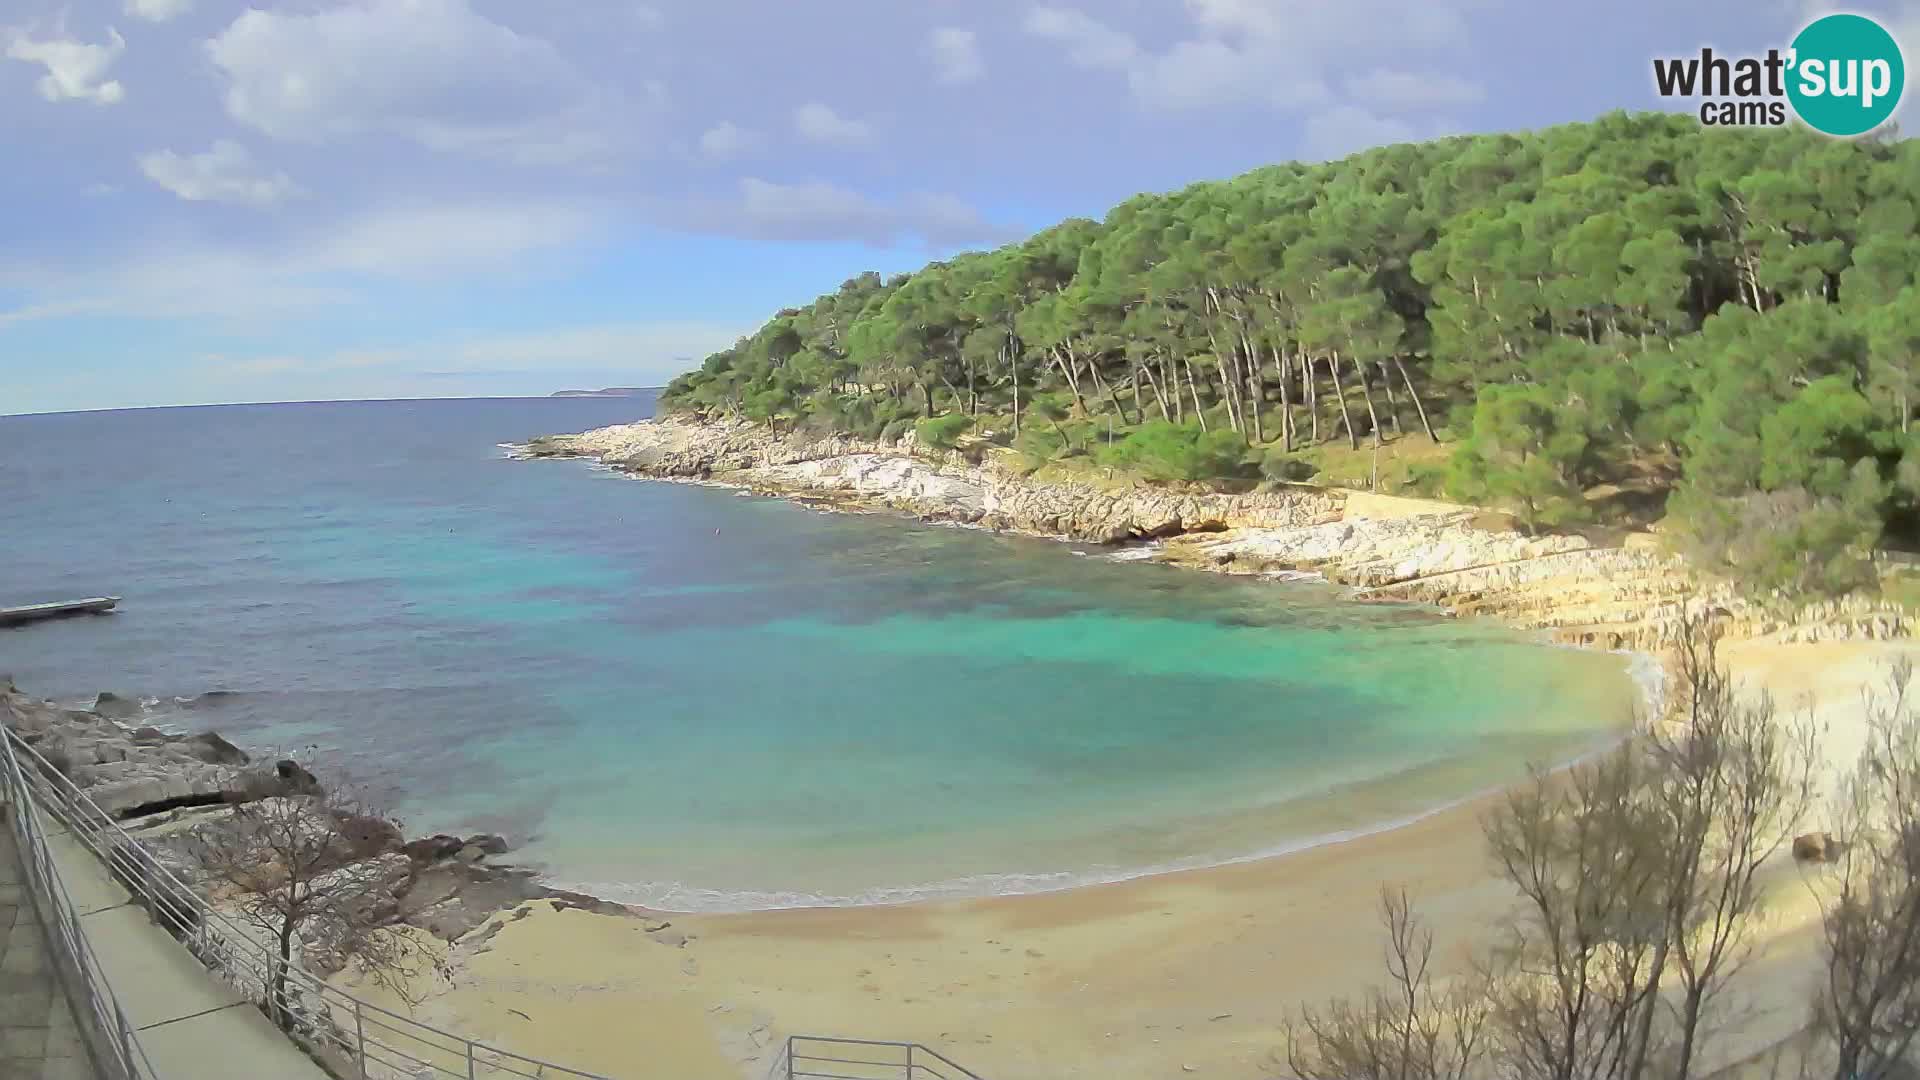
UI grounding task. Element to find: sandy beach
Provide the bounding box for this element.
[331,638,1918,1080]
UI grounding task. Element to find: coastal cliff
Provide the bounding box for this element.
[522,416,1917,653]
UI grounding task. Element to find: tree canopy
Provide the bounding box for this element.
[662,112,1920,595]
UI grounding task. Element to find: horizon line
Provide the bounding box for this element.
[0,390,667,420]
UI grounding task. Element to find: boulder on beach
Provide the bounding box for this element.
[272,759,321,795]
[1793,832,1847,863]
[183,732,248,766]
[92,691,142,720]
[465,833,510,855]
[334,813,405,860]
[402,834,468,863]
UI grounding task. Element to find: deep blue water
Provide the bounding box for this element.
[0,396,1638,909]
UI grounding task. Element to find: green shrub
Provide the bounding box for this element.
[1402,461,1448,497]
[916,413,975,449]
[1096,422,1251,484]
[879,418,915,444]
[1259,448,1317,483]
[1014,428,1069,470]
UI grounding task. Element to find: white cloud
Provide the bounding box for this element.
[302,202,597,279]
[1300,105,1418,162]
[1026,2,1482,117]
[0,200,601,328]
[930,27,984,85]
[1024,8,1138,69]
[138,141,299,206]
[441,322,743,372]
[679,179,1017,248]
[1346,69,1486,110]
[205,0,617,164]
[793,102,872,146]
[1128,39,1330,110]
[4,28,126,105]
[204,322,746,382]
[126,0,192,23]
[698,121,759,160]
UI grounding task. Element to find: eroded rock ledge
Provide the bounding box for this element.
[522,415,1916,652]
[0,680,648,954]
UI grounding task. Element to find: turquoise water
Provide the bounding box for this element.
[0,396,1640,910]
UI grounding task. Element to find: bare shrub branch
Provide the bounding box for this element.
[187,765,423,1029]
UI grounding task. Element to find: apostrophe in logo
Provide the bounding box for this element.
[1787,13,1905,136]
[1651,12,1906,137]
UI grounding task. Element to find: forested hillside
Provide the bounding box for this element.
[661,112,1920,595]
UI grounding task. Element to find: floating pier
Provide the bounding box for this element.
[0,597,120,627]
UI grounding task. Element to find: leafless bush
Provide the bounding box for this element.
[1811,658,1920,1080]
[187,767,423,1029]
[1284,888,1490,1080]
[1283,613,1816,1080]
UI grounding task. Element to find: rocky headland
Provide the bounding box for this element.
[0,679,651,962]
[519,415,1917,653]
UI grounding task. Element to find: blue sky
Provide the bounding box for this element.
[1,0,1913,414]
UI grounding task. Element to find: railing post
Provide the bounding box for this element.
[468,1038,478,1080]
[786,1037,796,1080]
[355,999,368,1080]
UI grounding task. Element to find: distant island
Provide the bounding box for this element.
[549,387,657,398]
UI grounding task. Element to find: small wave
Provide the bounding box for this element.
[539,791,1517,915]
[1621,648,1670,722]
[1100,543,1164,563]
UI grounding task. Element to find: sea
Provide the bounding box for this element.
[0,395,1642,911]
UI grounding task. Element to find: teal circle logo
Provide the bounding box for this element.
[1787,13,1906,136]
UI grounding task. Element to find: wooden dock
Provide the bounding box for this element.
[0,597,120,627]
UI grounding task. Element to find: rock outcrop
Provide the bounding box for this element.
[1,677,638,955]
[521,416,1918,652]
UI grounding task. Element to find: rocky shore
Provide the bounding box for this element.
[0,679,649,963]
[520,415,1918,653]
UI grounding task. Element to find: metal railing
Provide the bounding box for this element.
[4,726,992,1080]
[767,1036,985,1080]
[1,726,612,1080]
[0,723,157,1080]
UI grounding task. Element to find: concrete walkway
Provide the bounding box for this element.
[0,826,94,1080]
[39,824,331,1080]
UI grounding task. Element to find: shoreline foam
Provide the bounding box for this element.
[538,735,1624,915]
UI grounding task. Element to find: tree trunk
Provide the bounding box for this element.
[1204,289,1242,435]
[1088,363,1133,425]
[1376,360,1404,437]
[1348,351,1383,448]
[1140,363,1171,423]
[1275,348,1294,452]
[1326,354,1359,450]
[273,918,297,1029]
[1051,347,1087,417]
[1010,341,1021,438]
[1242,332,1265,444]
[1183,357,1209,432]
[1302,352,1320,444]
[1394,358,1438,441]
[1214,352,1242,435]
[1202,333,1241,434]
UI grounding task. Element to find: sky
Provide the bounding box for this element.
[1,0,1914,414]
